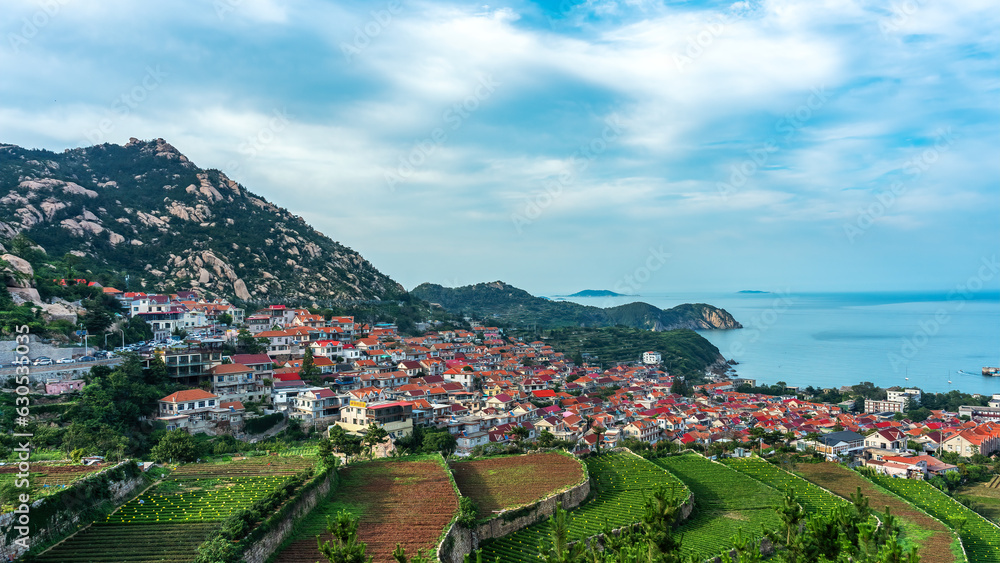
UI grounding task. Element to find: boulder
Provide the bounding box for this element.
[1,254,34,287]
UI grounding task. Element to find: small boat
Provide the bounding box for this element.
[957,370,979,376]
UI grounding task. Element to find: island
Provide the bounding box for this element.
[567,289,629,297]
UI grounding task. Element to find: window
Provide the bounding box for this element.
[198,401,206,408]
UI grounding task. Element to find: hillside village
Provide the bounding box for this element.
[35,286,1000,480]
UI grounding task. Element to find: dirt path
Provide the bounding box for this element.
[795,463,961,563]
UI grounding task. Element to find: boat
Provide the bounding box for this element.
[983,367,1000,377]
[957,369,979,376]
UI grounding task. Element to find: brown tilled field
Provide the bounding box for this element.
[275,459,458,563]
[795,463,962,563]
[450,452,585,518]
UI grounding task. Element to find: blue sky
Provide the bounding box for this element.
[2,0,998,295]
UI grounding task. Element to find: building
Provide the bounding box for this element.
[44,379,85,395]
[864,399,905,413]
[887,388,922,405]
[156,389,220,431]
[210,363,266,404]
[143,346,224,386]
[810,430,866,458]
[642,351,662,365]
[337,399,415,440]
[290,388,344,425]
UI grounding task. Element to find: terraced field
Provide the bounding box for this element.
[479,452,688,563]
[721,457,849,515]
[274,457,459,563]
[33,457,316,563]
[451,452,585,518]
[653,454,784,560]
[31,522,216,563]
[795,462,963,563]
[0,463,108,509]
[869,473,1000,563]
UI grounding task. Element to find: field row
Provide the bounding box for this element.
[653,454,784,560]
[479,453,689,563]
[722,457,849,514]
[870,473,1000,563]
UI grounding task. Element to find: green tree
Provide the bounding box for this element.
[592,426,606,455]
[237,329,266,354]
[317,510,372,563]
[538,503,586,563]
[150,430,200,462]
[301,346,321,384]
[217,313,233,326]
[362,423,388,458]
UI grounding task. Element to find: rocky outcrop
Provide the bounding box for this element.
[1,253,33,287]
[0,138,404,302]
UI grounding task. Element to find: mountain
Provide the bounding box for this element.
[0,138,403,302]
[566,289,627,297]
[410,281,742,330]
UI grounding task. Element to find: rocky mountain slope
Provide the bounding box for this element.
[411,281,742,331]
[0,138,403,302]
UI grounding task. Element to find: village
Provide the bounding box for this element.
[33,286,1000,484]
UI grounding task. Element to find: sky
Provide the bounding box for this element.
[2,0,998,296]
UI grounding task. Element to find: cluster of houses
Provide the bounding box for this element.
[31,285,1000,474]
[133,299,1000,472]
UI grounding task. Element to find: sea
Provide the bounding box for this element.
[559,291,1000,396]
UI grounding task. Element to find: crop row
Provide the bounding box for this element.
[722,457,848,515]
[479,453,689,563]
[653,454,784,560]
[104,476,292,523]
[32,522,216,563]
[868,473,1000,563]
[169,457,314,478]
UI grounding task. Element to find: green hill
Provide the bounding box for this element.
[411,281,741,331]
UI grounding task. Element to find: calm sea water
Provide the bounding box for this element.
[560,291,1000,395]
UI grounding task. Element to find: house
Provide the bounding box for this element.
[864,428,907,452]
[623,418,660,444]
[940,425,1000,457]
[810,430,866,458]
[337,400,415,440]
[210,363,265,404]
[642,351,662,365]
[156,389,220,431]
[290,388,343,425]
[44,379,85,395]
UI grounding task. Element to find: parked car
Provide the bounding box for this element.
[33,357,52,366]
[78,356,96,362]
[55,358,75,364]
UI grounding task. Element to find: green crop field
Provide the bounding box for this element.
[869,473,1000,563]
[653,454,784,560]
[722,457,849,514]
[479,452,689,563]
[33,457,316,563]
